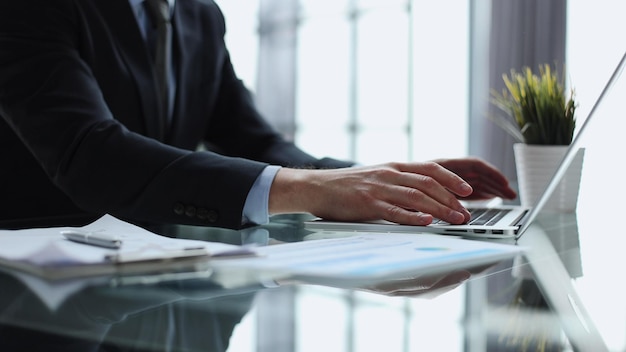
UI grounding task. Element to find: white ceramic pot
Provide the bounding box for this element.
[513,143,585,213]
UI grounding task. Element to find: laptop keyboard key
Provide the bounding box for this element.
[469,209,510,226]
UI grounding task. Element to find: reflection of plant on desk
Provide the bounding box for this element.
[498,279,563,351]
[490,64,577,145]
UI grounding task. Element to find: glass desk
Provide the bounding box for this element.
[2,96,625,351]
[0,206,622,352]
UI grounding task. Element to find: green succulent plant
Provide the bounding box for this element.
[491,64,576,145]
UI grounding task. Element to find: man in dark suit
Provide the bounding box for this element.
[0,0,516,229]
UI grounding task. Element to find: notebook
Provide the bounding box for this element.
[306,50,626,240]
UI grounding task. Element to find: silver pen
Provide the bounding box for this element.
[61,230,122,249]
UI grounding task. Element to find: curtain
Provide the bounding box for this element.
[469,0,567,189]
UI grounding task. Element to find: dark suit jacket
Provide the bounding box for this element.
[0,0,351,229]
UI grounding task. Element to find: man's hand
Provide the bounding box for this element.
[268,158,517,226]
[269,160,504,225]
[359,270,472,298]
[433,157,517,200]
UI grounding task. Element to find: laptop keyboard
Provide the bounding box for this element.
[468,208,511,225]
[432,208,511,226]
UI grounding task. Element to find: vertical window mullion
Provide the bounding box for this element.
[348,0,360,161]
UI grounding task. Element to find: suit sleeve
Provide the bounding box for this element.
[0,0,267,229]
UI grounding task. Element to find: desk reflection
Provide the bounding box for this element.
[491,212,603,351]
[0,212,597,352]
[0,270,260,352]
[0,259,503,352]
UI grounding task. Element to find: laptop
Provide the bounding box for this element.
[305,50,626,240]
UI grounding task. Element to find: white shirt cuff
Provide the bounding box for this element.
[242,165,281,225]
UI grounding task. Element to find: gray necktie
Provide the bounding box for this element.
[143,0,172,139]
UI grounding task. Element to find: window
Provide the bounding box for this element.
[296,0,469,164]
[218,0,470,165]
[566,1,626,129]
[214,0,260,92]
[566,3,626,351]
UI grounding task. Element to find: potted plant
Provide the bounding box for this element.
[491,64,584,212]
[491,64,576,145]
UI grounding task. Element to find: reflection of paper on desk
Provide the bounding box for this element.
[212,232,524,286]
[0,215,255,280]
[3,267,110,311]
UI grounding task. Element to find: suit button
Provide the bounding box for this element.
[185,205,197,217]
[206,210,219,223]
[197,208,209,220]
[173,202,185,215]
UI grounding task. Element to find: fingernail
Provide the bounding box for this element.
[417,213,433,224]
[460,183,473,193]
[462,208,471,222]
[449,210,466,224]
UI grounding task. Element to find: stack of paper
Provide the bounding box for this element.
[212,232,525,286]
[0,215,255,280]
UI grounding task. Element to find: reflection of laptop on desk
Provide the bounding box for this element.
[306,50,626,241]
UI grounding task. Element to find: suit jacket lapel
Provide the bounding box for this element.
[92,0,165,141]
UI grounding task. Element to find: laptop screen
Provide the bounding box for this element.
[516,49,626,238]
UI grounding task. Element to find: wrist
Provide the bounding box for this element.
[268,168,319,215]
